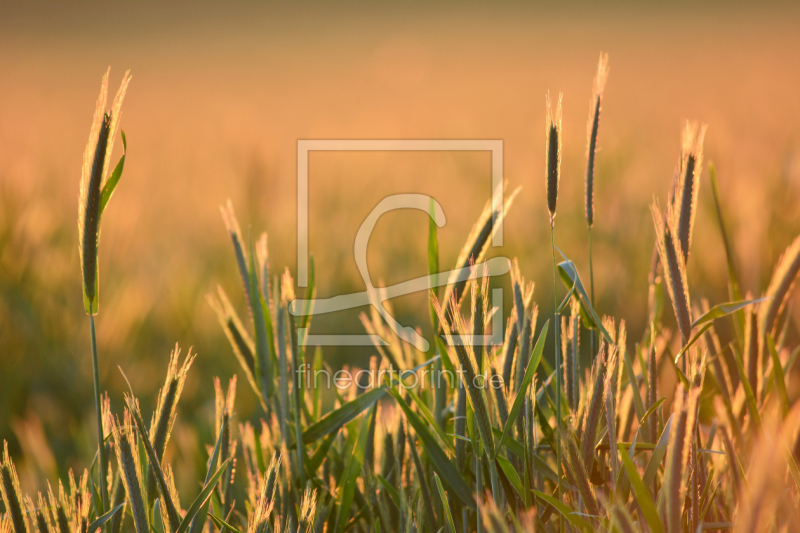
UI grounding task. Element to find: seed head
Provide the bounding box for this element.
[546,93,563,227]
[78,68,131,315]
[585,52,608,228]
[675,121,707,263]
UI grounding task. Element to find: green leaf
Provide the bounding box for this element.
[619,449,664,533]
[188,418,229,533]
[87,502,126,533]
[433,474,457,533]
[208,514,245,533]
[334,410,373,533]
[176,459,231,533]
[305,431,337,477]
[642,414,673,488]
[303,356,439,443]
[303,386,386,444]
[731,345,761,429]
[623,350,646,422]
[405,387,453,453]
[99,131,126,217]
[691,297,767,328]
[495,455,524,499]
[532,490,593,532]
[153,499,165,533]
[640,397,666,427]
[248,235,273,400]
[375,474,403,510]
[387,387,475,509]
[495,320,549,458]
[556,254,613,343]
[674,323,713,362]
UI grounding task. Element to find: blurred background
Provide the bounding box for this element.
[2,1,800,496]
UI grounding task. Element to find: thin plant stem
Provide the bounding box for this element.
[589,226,597,359]
[89,313,108,515]
[550,224,563,531]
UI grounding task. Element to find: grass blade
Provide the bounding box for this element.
[619,448,664,533]
[495,320,549,458]
[175,459,231,533]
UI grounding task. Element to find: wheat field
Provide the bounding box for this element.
[3,2,800,532]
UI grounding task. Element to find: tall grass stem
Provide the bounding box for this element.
[89,313,108,516]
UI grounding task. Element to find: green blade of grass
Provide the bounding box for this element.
[495,455,524,499]
[731,345,761,429]
[98,131,126,217]
[674,323,713,363]
[87,502,126,533]
[208,514,245,533]
[123,397,180,531]
[495,320,549,458]
[188,418,229,533]
[766,334,790,415]
[532,490,593,532]
[304,357,439,444]
[433,473,457,533]
[405,387,454,453]
[386,386,476,510]
[691,298,767,328]
[176,459,231,533]
[619,448,664,533]
[303,386,386,444]
[556,254,613,343]
[642,414,674,488]
[334,409,373,533]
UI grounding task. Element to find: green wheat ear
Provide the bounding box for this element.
[78,67,131,315]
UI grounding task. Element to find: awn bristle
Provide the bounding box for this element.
[32,493,51,533]
[760,234,800,337]
[585,52,609,228]
[546,93,563,227]
[1,442,27,533]
[45,482,68,533]
[651,200,692,343]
